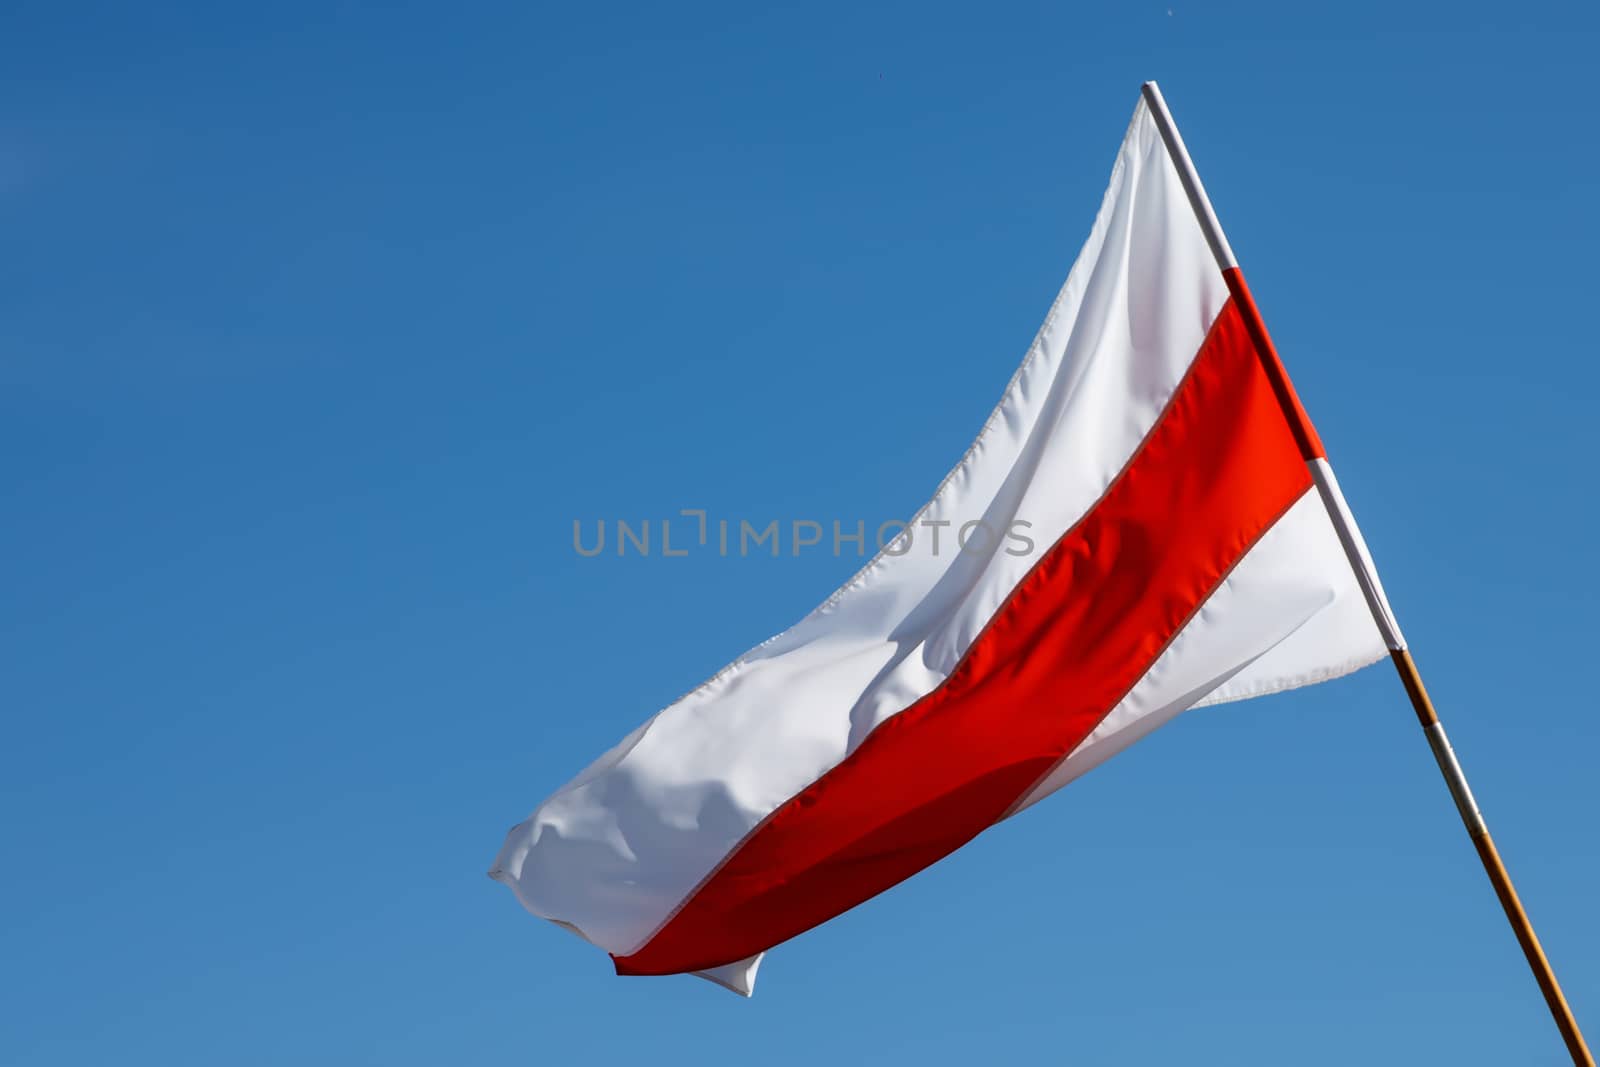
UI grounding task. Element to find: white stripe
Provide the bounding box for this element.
[1308,458,1406,651]
[1140,81,1239,272]
[490,97,1225,956]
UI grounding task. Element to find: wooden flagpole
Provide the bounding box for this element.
[1139,79,1594,1066]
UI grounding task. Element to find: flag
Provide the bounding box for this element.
[489,94,1392,996]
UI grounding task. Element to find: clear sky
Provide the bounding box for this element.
[3,2,1597,1064]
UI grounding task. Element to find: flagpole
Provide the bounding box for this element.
[1139,80,1594,1067]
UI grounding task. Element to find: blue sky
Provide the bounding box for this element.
[3,2,1597,1063]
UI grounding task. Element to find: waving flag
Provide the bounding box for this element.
[489,90,1395,996]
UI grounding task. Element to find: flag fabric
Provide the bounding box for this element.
[490,96,1391,995]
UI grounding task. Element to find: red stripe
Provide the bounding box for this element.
[1222,266,1325,460]
[614,297,1311,977]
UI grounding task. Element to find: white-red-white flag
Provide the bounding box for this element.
[490,94,1394,995]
